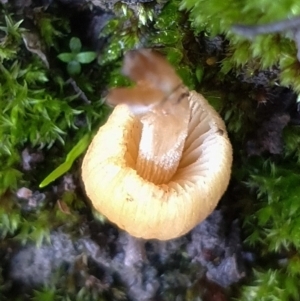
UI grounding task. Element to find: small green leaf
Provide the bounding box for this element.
[69,37,81,53]
[176,65,195,89]
[165,47,183,65]
[205,94,223,112]
[39,134,91,188]
[67,60,81,75]
[33,288,56,301]
[57,53,75,63]
[152,30,182,45]
[66,134,91,162]
[1,168,23,195]
[98,41,122,65]
[76,51,97,64]
[99,19,120,37]
[224,109,232,121]
[195,65,204,83]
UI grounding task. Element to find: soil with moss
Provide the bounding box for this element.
[1,0,300,301]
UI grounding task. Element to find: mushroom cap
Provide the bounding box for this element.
[81,91,232,240]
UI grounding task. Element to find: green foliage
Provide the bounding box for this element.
[39,133,91,188]
[0,10,108,251]
[224,104,246,134]
[98,0,196,88]
[0,186,84,246]
[14,212,52,247]
[0,205,22,238]
[0,57,82,194]
[180,0,300,91]
[58,37,97,75]
[36,15,68,49]
[282,125,300,162]
[32,288,57,301]
[244,161,300,251]
[0,15,24,61]
[98,3,151,67]
[239,269,300,301]
[31,283,128,301]
[0,10,108,196]
[232,156,300,301]
[0,15,24,43]
[150,0,196,88]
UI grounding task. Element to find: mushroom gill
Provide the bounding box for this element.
[81,49,232,240]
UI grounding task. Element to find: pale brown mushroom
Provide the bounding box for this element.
[81,49,232,241]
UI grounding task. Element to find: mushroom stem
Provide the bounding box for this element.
[135,87,190,184]
[123,232,147,267]
[118,232,159,301]
[108,49,192,185]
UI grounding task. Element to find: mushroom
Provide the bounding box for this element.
[81,49,233,241]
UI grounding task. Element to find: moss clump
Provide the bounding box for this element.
[180,0,300,91]
[99,0,197,88]
[245,161,300,251]
[0,8,106,247]
[229,159,300,301]
[0,14,78,195]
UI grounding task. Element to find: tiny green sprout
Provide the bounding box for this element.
[39,133,91,188]
[136,4,154,26]
[0,15,24,40]
[195,65,204,83]
[57,37,97,75]
[32,287,56,301]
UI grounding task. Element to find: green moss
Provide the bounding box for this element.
[282,125,300,162]
[0,8,111,194]
[244,161,300,251]
[228,151,300,301]
[171,8,300,298]
[180,0,300,91]
[98,0,197,89]
[0,9,109,253]
[0,56,81,194]
[239,269,300,301]
[98,3,149,67]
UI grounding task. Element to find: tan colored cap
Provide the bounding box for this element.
[82,90,232,240]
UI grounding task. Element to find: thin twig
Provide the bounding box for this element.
[66,78,91,104]
[231,16,300,38]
